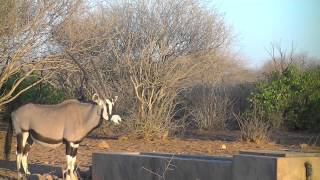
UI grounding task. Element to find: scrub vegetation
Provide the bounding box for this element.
[0,0,319,152]
[0,0,319,179]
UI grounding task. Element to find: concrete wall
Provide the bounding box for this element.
[92,151,320,180]
[232,154,277,180]
[236,151,320,180]
[92,152,233,180]
[277,157,320,180]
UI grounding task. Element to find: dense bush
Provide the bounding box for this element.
[250,65,320,131]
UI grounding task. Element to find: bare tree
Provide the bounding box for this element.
[262,42,318,74]
[0,0,78,108]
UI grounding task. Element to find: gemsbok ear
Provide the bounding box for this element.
[92,93,100,103]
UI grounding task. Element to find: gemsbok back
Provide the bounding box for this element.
[3,93,120,180]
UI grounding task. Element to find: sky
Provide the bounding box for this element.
[209,0,320,68]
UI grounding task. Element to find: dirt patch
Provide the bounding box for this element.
[0,130,319,178]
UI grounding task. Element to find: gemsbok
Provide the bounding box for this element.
[3,93,120,179]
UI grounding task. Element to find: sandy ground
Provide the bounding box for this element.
[0,130,319,179]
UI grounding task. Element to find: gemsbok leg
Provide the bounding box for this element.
[16,132,33,179]
[65,142,79,180]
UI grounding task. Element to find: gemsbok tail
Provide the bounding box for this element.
[4,117,13,160]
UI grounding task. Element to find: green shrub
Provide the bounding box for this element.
[250,66,320,131]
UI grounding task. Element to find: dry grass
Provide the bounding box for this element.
[233,103,270,144]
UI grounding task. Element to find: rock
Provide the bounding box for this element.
[220,144,227,150]
[119,136,129,141]
[299,143,309,150]
[44,174,57,180]
[98,141,110,149]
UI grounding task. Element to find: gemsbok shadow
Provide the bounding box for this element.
[0,159,61,178]
[0,159,91,179]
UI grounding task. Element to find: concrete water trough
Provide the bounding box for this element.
[92,150,320,180]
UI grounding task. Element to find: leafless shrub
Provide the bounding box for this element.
[51,0,232,138]
[189,86,233,130]
[126,54,200,139]
[181,52,255,131]
[233,102,270,143]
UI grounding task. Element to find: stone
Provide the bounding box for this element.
[98,141,110,149]
[119,136,129,141]
[220,144,227,150]
[43,174,56,180]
